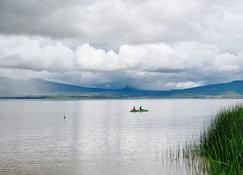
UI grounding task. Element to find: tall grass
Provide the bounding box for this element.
[189,105,243,174]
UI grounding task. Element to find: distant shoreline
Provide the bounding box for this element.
[1,79,243,99]
[1,96,243,100]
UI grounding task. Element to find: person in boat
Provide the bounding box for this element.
[132,106,136,111]
[139,106,143,110]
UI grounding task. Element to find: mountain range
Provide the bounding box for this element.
[1,77,243,99]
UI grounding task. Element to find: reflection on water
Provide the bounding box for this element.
[0,99,242,175]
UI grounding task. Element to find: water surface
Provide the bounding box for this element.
[0,99,242,175]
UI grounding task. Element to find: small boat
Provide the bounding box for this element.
[130,109,149,113]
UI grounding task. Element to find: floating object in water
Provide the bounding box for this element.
[130,109,149,113]
[64,111,66,119]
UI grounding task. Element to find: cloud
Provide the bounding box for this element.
[0,35,240,73]
[0,0,243,89]
[0,0,208,47]
[0,34,242,89]
[0,0,242,48]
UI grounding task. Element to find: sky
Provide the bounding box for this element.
[0,0,242,90]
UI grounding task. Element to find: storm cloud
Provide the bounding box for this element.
[0,0,242,89]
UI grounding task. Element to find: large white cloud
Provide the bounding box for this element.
[0,35,240,73]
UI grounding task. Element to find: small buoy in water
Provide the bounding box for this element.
[64,111,66,119]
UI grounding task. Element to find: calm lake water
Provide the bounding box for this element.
[0,99,243,175]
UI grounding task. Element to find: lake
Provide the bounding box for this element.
[0,99,242,175]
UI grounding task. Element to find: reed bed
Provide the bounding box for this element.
[183,105,243,174]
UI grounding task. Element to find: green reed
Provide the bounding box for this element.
[184,105,243,174]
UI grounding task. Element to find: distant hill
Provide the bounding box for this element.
[0,77,106,97]
[1,77,243,99]
[164,80,243,98]
[169,80,243,96]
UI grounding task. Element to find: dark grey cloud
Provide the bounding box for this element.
[0,0,209,46]
[0,0,94,38]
